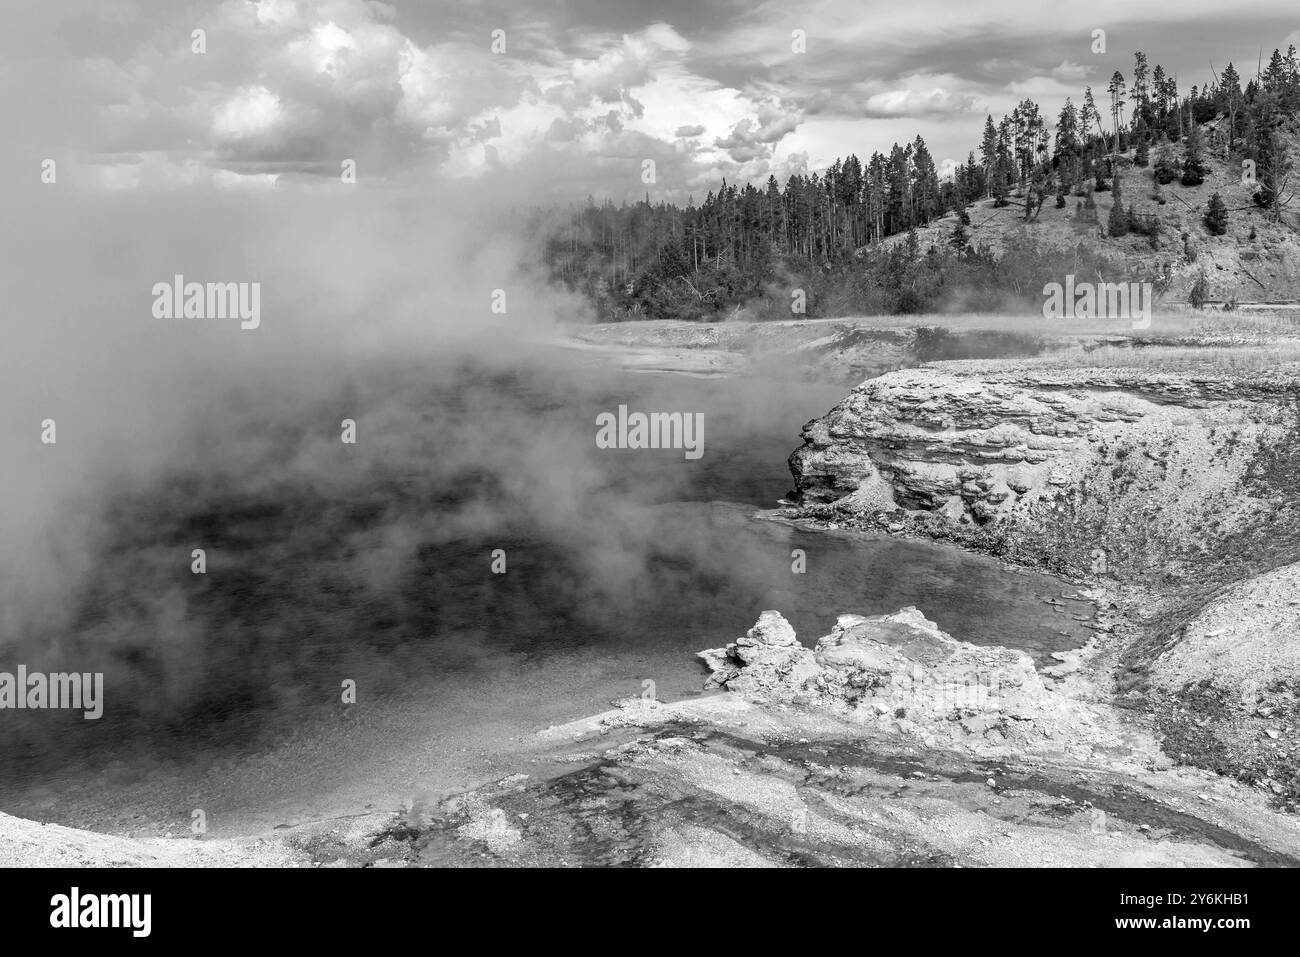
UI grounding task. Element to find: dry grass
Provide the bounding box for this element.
[1182,311,1300,339]
[958,340,1300,375]
[1063,343,1300,373]
[812,309,1300,340]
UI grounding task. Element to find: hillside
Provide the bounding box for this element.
[543,48,1300,322]
[887,119,1300,304]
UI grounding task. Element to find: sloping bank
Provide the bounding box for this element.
[7,605,1296,866]
[284,608,1300,866]
[786,359,1300,806]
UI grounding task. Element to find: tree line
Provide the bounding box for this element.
[538,46,1300,321]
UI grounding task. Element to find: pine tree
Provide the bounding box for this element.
[1107,174,1129,236]
[1055,99,1080,157]
[1154,144,1178,184]
[1107,71,1128,143]
[979,116,998,198]
[1285,45,1300,112]
[1265,48,1288,94]
[1133,116,1150,166]
[1094,157,1110,192]
[1172,77,1186,118]
[1081,87,1100,140]
[1180,124,1205,186]
[949,220,969,252]
[1219,63,1242,147]
[1203,191,1229,234]
[990,156,1010,206]
[1133,53,1150,120]
[1189,267,1210,307]
[911,135,941,225]
[1024,162,1050,221]
[1247,90,1295,218]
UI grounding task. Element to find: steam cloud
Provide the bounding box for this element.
[0,173,828,779]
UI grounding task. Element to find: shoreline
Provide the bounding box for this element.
[0,503,1153,868]
[5,581,1293,867]
[7,318,1300,866]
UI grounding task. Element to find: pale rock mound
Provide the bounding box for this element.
[702,607,1101,753]
[698,610,819,696]
[809,607,1045,723]
[1153,560,1300,707]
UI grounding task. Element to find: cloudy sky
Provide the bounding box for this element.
[4,0,1300,201]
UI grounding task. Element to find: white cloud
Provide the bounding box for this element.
[18,0,1300,198]
[213,86,284,141]
[1052,60,1090,83]
[289,22,358,77]
[254,0,299,27]
[545,23,690,111]
[862,86,977,118]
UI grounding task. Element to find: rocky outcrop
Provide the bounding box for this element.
[698,610,819,695]
[700,607,1096,752]
[787,363,1296,579]
[809,608,1044,721]
[789,369,1128,515]
[786,360,1300,801]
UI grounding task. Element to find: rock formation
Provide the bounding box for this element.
[700,607,1082,751]
[786,364,1292,579]
[698,609,819,695]
[784,361,1300,799]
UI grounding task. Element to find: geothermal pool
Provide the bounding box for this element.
[0,352,1093,834]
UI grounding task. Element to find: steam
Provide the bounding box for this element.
[0,178,564,620]
[0,174,836,776]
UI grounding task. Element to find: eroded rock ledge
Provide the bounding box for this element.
[788,366,1293,530]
